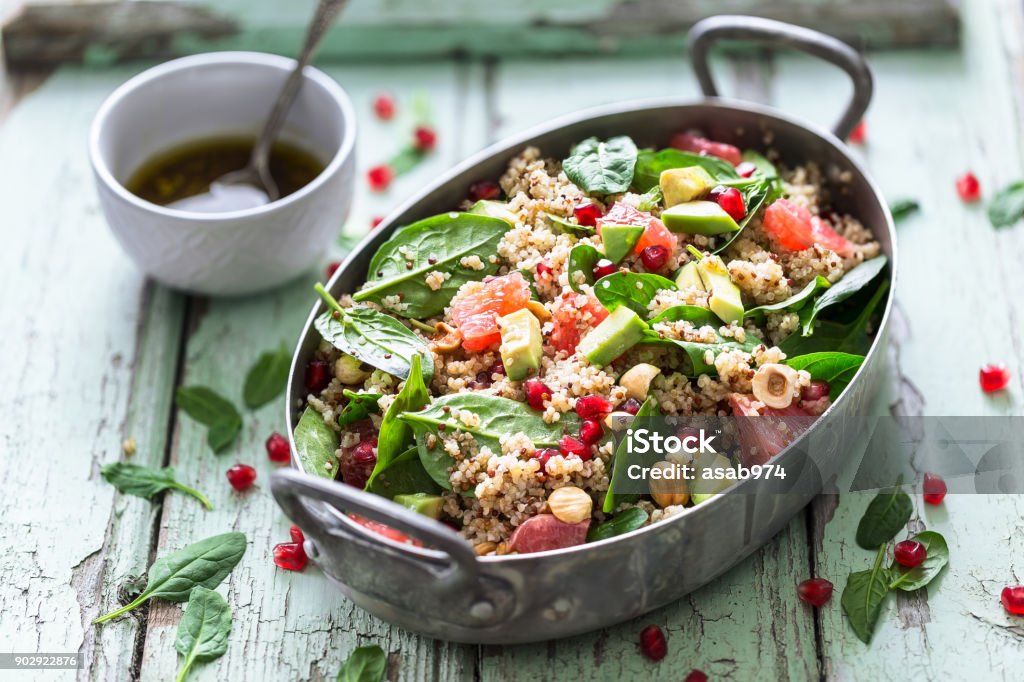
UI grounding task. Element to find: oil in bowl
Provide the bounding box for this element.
[125,136,326,208]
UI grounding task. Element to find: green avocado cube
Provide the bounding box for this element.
[469,200,517,225]
[673,261,706,291]
[691,454,734,504]
[578,306,647,367]
[696,255,744,325]
[394,493,445,518]
[497,308,542,380]
[662,201,741,236]
[660,167,715,207]
[601,224,645,263]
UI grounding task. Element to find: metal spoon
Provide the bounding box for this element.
[170,0,349,213]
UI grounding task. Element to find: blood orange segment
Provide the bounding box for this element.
[450,272,531,351]
[762,198,858,257]
[669,132,742,166]
[598,202,676,256]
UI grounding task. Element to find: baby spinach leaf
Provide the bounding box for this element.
[889,198,920,222]
[778,280,888,357]
[746,276,831,321]
[740,149,783,192]
[587,507,649,541]
[546,213,595,236]
[337,390,382,427]
[352,213,508,318]
[567,243,603,294]
[337,645,387,682]
[855,481,913,549]
[175,386,242,453]
[293,406,340,479]
[888,530,949,592]
[93,532,246,624]
[366,447,441,499]
[243,344,291,409]
[988,180,1024,228]
[841,545,891,644]
[649,305,719,327]
[563,136,638,195]
[174,587,232,682]
[712,177,781,255]
[604,398,659,512]
[101,462,212,510]
[593,271,677,317]
[366,355,430,488]
[801,256,887,335]
[785,352,865,400]
[633,148,738,191]
[642,325,759,377]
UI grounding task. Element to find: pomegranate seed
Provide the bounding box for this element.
[956,172,981,202]
[524,379,553,411]
[684,672,708,682]
[980,364,1011,393]
[736,161,757,178]
[1001,586,1024,615]
[352,438,378,466]
[289,524,304,544]
[848,120,867,144]
[801,380,831,401]
[797,578,834,607]
[324,261,341,281]
[536,261,553,279]
[575,395,612,419]
[273,542,308,571]
[372,93,395,120]
[579,418,603,445]
[367,164,393,192]
[709,185,746,222]
[413,125,437,151]
[533,447,560,472]
[573,201,602,227]
[894,540,927,568]
[489,361,506,377]
[226,464,256,491]
[623,397,642,415]
[593,258,617,279]
[922,472,947,505]
[468,180,501,202]
[560,434,590,460]
[639,624,667,662]
[371,216,384,229]
[305,359,331,393]
[265,432,291,463]
[640,245,669,272]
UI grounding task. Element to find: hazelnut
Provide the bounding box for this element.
[619,363,661,400]
[525,300,552,323]
[430,322,463,353]
[547,486,592,524]
[474,541,498,556]
[649,460,690,508]
[752,363,800,409]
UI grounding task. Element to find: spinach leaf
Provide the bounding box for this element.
[746,276,831,321]
[315,285,434,382]
[801,256,888,335]
[636,185,663,212]
[563,136,638,195]
[712,177,780,255]
[855,481,913,549]
[888,530,949,591]
[366,355,430,488]
[93,532,247,624]
[841,545,890,644]
[337,645,387,682]
[889,198,920,222]
[293,406,340,479]
[603,397,659,512]
[649,305,719,327]
[352,213,508,318]
[778,280,888,356]
[988,180,1024,228]
[633,148,738,191]
[175,386,242,453]
[366,447,441,499]
[593,271,677,317]
[101,462,212,510]
[567,243,603,294]
[642,327,759,377]
[741,149,783,193]
[546,213,595,236]
[337,390,382,427]
[785,352,865,400]
[243,344,291,409]
[174,587,231,682]
[587,507,649,541]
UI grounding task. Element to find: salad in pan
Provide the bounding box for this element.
[293,131,888,555]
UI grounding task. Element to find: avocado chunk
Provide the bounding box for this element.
[695,254,744,325]
[601,224,645,263]
[662,201,741,236]
[660,167,715,207]
[394,493,445,518]
[691,454,734,504]
[673,261,706,291]
[578,306,647,367]
[469,200,517,225]
[497,308,542,380]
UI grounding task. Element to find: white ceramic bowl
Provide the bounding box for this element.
[90,52,356,296]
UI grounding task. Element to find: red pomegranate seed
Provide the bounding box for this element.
[1001,586,1024,615]
[289,524,305,544]
[372,93,395,120]
[575,395,612,419]
[489,360,506,377]
[574,201,602,227]
[736,161,757,178]
[273,542,308,571]
[305,359,331,393]
[640,245,669,271]
[560,434,590,460]
[709,185,746,222]
[593,258,617,279]
[265,432,291,463]
[580,418,604,445]
[524,379,552,411]
[801,380,831,402]
[956,172,981,202]
[535,261,553,279]
[352,438,378,466]
[684,672,708,682]
[894,540,927,568]
[367,164,393,192]
[848,120,867,144]
[980,364,1011,393]
[413,125,437,151]
[468,180,501,202]
[226,464,256,491]
[922,472,947,505]
[371,216,384,229]
[639,624,667,662]
[533,447,560,472]
[797,578,834,607]
[623,397,642,415]
[324,260,341,281]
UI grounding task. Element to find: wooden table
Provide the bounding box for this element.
[2,0,1024,679]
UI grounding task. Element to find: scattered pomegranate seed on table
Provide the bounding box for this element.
[640,245,669,271]
[226,464,257,491]
[894,540,927,568]
[289,524,305,545]
[593,258,617,279]
[797,578,834,607]
[1001,586,1024,615]
[956,172,981,202]
[979,363,1011,392]
[265,432,291,463]
[371,216,384,229]
[736,161,757,178]
[367,164,393,192]
[468,180,501,202]
[559,434,590,460]
[413,125,437,152]
[684,671,709,682]
[305,359,331,393]
[922,472,948,505]
[273,541,308,572]
[639,624,668,661]
[622,397,642,415]
[524,379,552,411]
[848,120,867,144]
[575,395,612,419]
[372,93,395,120]
[709,185,746,222]
[573,201,602,227]
[579,418,604,445]
[324,261,341,281]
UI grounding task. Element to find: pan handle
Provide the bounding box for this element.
[688,15,872,140]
